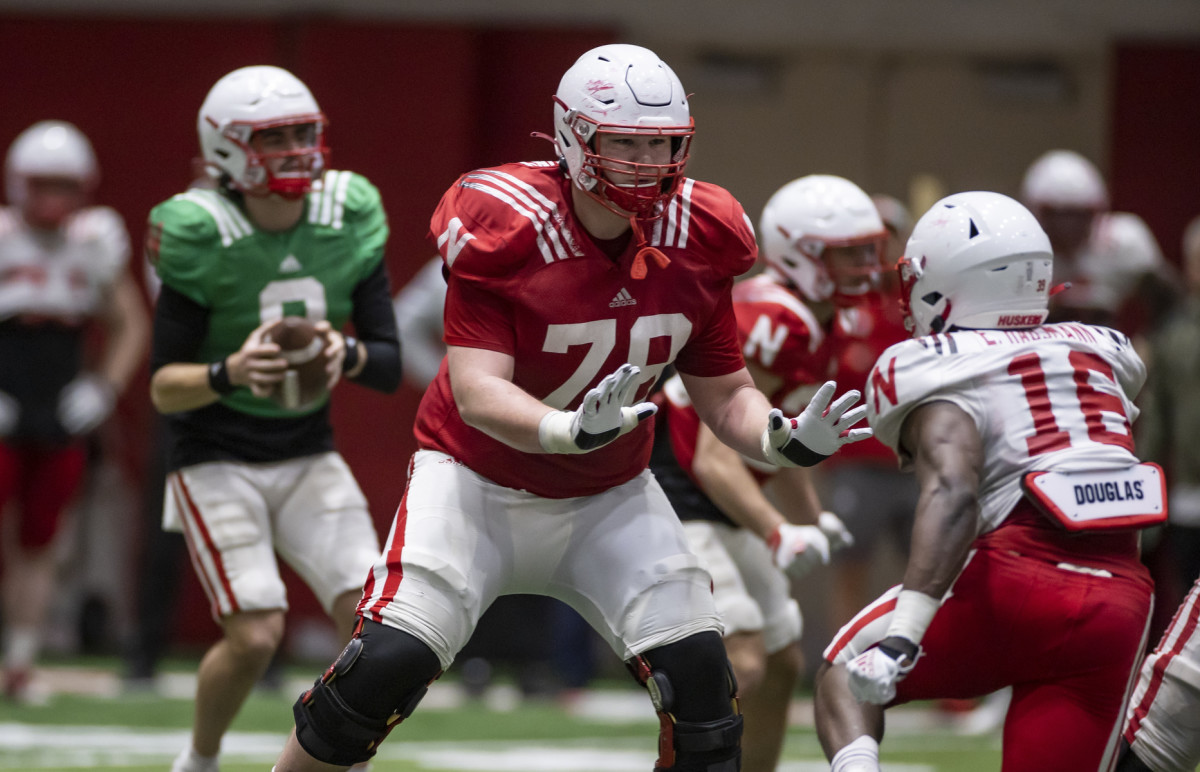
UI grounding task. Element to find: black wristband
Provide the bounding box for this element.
[207,358,236,395]
[342,335,360,374]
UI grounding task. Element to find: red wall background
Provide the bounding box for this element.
[1111,41,1200,268]
[0,15,612,647]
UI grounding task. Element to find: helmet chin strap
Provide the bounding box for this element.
[628,216,671,280]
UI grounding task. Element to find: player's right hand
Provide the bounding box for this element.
[761,380,872,467]
[226,320,288,399]
[539,363,657,454]
[57,374,115,436]
[846,636,920,705]
[767,522,832,580]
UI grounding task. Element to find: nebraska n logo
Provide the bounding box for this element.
[438,217,475,268]
[870,357,899,413]
[609,288,637,308]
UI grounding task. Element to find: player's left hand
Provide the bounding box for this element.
[846,635,920,705]
[57,374,116,436]
[761,380,872,467]
[767,523,831,580]
[818,511,855,552]
[316,321,344,390]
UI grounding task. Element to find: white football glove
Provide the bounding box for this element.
[767,523,832,580]
[846,637,920,705]
[57,374,116,436]
[0,390,18,437]
[818,511,855,552]
[539,364,657,454]
[761,380,872,467]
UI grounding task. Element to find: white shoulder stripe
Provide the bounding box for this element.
[462,171,573,264]
[653,179,694,249]
[674,178,694,247]
[463,181,557,264]
[176,191,253,247]
[332,170,351,230]
[474,170,573,262]
[311,170,340,227]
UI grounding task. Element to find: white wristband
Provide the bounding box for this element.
[884,589,941,646]
[538,410,579,454]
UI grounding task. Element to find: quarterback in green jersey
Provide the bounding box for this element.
[148,65,400,772]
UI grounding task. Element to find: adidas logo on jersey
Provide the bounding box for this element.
[609,288,637,308]
[279,255,303,273]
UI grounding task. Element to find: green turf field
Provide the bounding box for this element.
[0,658,1006,771]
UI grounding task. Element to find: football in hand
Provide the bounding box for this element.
[262,317,330,410]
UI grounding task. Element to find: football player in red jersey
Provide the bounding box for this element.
[274,45,870,772]
[648,174,887,772]
[0,121,148,702]
[814,191,1159,772]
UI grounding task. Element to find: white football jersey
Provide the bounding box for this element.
[866,322,1145,534]
[0,206,130,323]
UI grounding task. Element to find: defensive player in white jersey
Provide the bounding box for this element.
[148,66,400,772]
[649,174,883,772]
[814,191,1160,772]
[274,44,870,772]
[0,120,148,701]
[1115,215,1200,772]
[1021,149,1172,331]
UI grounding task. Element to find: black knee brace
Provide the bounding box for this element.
[628,631,743,772]
[293,619,442,767]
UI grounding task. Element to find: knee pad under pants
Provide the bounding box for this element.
[630,631,743,772]
[293,619,442,766]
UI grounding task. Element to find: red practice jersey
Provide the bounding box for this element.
[824,287,911,465]
[415,162,757,498]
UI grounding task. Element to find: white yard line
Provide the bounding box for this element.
[0,723,935,771]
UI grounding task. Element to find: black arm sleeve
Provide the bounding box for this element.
[348,257,402,393]
[150,284,210,374]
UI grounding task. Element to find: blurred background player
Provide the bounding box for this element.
[0,120,148,701]
[816,191,1158,772]
[123,160,210,688]
[392,255,446,391]
[147,65,400,772]
[1020,149,1178,335]
[648,173,881,771]
[816,192,918,632]
[1115,213,1200,772]
[275,43,870,772]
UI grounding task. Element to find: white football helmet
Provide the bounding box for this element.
[759,175,888,303]
[1020,150,1109,211]
[553,44,693,218]
[198,65,327,198]
[899,191,1053,336]
[5,120,98,208]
